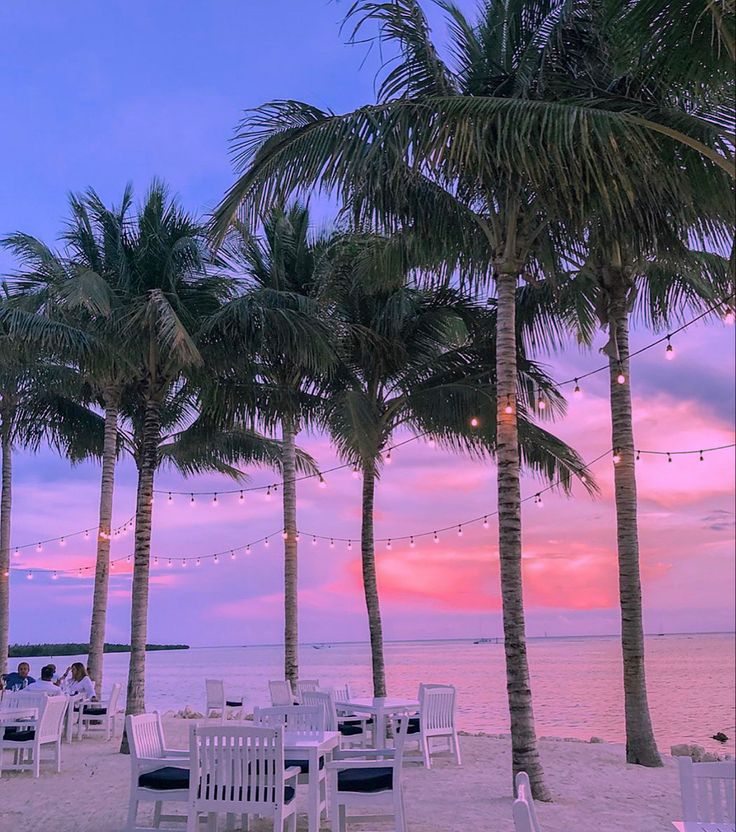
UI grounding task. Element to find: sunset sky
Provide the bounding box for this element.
[1,1,734,647]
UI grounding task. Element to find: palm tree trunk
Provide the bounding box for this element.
[87,393,120,698]
[496,269,550,800]
[0,422,12,677]
[608,286,662,767]
[282,418,299,687]
[361,462,386,697]
[121,398,161,752]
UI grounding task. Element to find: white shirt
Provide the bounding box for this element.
[65,675,96,700]
[23,679,61,695]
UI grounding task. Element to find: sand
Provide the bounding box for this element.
[0,717,685,831]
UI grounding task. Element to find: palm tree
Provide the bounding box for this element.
[206,204,333,687]
[0,336,104,676]
[209,0,728,796]
[1,189,134,696]
[318,238,594,698]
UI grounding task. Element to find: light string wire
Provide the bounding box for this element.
[9,292,735,554]
[12,440,735,578]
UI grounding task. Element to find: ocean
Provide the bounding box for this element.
[12,632,735,755]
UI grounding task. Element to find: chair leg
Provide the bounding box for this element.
[422,735,431,769]
[186,808,198,832]
[153,801,162,827]
[453,730,462,765]
[56,740,62,773]
[127,798,139,832]
[337,803,347,832]
[34,743,40,778]
[207,812,217,832]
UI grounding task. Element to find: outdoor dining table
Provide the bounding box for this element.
[334,696,419,749]
[673,824,736,831]
[282,729,340,832]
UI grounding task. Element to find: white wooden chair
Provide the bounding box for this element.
[404,683,461,768]
[0,694,67,778]
[677,756,735,826]
[269,679,296,707]
[78,681,122,740]
[294,679,320,701]
[126,712,190,832]
[301,689,369,748]
[205,678,244,722]
[186,724,300,832]
[327,714,410,832]
[513,771,542,832]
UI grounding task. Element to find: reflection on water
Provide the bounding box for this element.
[16,632,734,754]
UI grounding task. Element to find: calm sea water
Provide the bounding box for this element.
[14,632,735,755]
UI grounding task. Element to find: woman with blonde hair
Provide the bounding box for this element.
[60,662,96,700]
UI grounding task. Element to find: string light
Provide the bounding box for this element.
[574,380,582,397]
[504,395,513,415]
[537,397,546,411]
[433,531,439,544]
[295,532,300,542]
[264,537,269,548]
[181,559,187,568]
[318,474,327,488]
[665,337,675,360]
[190,493,195,507]
[239,491,245,504]
[348,540,352,550]
[84,530,89,540]
[636,450,641,461]
[154,557,159,566]
[667,453,672,463]
[483,517,489,529]
[212,494,218,507]
[282,531,289,540]
[26,571,32,580]
[457,524,463,537]
[329,538,334,548]
[312,536,317,546]
[617,365,626,384]
[36,543,42,552]
[385,449,392,464]
[699,451,704,462]
[167,558,172,567]
[196,558,201,567]
[52,571,58,580]
[470,417,479,428]
[230,550,236,560]
[60,537,65,546]
[168,492,173,504]
[245,545,251,555]
[535,494,544,508]
[725,308,735,325]
[13,548,19,558]
[613,450,621,464]
[213,554,219,564]
[386,539,392,550]
[352,466,360,479]
[266,486,272,500]
[410,536,415,548]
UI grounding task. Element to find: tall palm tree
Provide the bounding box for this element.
[209,0,727,796]
[319,239,594,698]
[1,189,133,695]
[206,204,333,687]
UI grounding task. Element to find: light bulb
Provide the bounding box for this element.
[213,554,219,564]
[318,474,327,489]
[26,571,33,580]
[246,545,251,555]
[573,380,581,398]
[264,537,269,547]
[457,525,463,537]
[385,450,392,464]
[386,539,392,550]
[329,538,334,548]
[699,451,704,462]
[154,557,159,566]
[182,559,187,568]
[536,494,544,508]
[613,451,621,464]
[427,438,436,449]
[295,532,300,542]
[433,531,439,544]
[504,396,513,415]
[266,486,272,500]
[167,558,173,567]
[230,550,236,560]
[667,453,672,463]
[470,417,479,428]
[347,540,352,550]
[60,537,65,547]
[665,341,674,360]
[168,493,173,504]
[617,372,626,385]
[312,536,317,546]
[282,531,289,540]
[78,568,83,577]
[84,530,89,540]
[636,450,641,462]
[52,571,58,580]
[725,309,735,325]
[126,555,131,564]
[482,517,489,529]
[212,494,218,507]
[36,543,42,552]
[13,548,19,558]
[239,491,245,504]
[190,493,196,507]
[410,536,415,548]
[196,558,201,567]
[538,398,546,410]
[352,466,360,479]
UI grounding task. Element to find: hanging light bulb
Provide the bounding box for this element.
[312,536,317,546]
[26,571,33,580]
[36,542,42,552]
[724,308,735,325]
[213,554,219,564]
[665,337,674,360]
[126,555,131,564]
[167,558,173,567]
[190,493,196,507]
[78,568,83,577]
[667,452,672,463]
[482,517,489,529]
[352,466,360,479]
[230,550,236,560]
[457,525,463,537]
[282,530,289,540]
[60,537,65,547]
[504,395,513,415]
[470,417,479,428]
[246,545,251,555]
[295,532,300,542]
[433,531,439,544]
[154,556,159,566]
[410,536,415,548]
[538,397,546,411]
[266,486,272,500]
[617,364,626,384]
[427,438,436,449]
[386,539,392,550]
[196,558,201,567]
[385,449,392,464]
[699,450,704,462]
[347,540,352,551]
[535,494,544,508]
[612,449,621,464]
[13,548,19,558]
[318,474,327,488]
[52,571,58,580]
[181,559,187,568]
[212,493,218,507]
[329,538,335,549]
[573,379,582,398]
[84,529,90,540]
[239,491,245,504]
[264,537,270,547]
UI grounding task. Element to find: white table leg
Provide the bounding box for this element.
[307,748,320,832]
[375,706,386,750]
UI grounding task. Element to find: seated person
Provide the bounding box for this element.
[23,664,62,694]
[1,661,35,691]
[59,662,96,701]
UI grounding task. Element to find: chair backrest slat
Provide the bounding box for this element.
[512,772,543,832]
[128,712,166,761]
[37,695,68,743]
[300,690,337,731]
[679,757,736,822]
[268,680,294,707]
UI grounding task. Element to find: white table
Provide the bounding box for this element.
[283,730,340,832]
[673,823,736,831]
[334,697,419,749]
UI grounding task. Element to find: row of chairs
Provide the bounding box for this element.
[126,710,412,832]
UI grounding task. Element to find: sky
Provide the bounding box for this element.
[1,1,734,647]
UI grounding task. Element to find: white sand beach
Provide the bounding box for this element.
[0,717,686,831]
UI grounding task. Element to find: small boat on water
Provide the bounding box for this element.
[473,638,497,644]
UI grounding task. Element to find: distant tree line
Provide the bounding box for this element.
[9,643,189,657]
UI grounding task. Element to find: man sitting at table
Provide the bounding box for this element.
[23,665,61,694]
[1,662,35,691]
